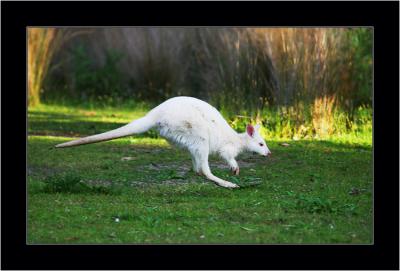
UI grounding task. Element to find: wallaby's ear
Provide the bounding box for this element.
[246,124,255,137]
[255,124,261,132]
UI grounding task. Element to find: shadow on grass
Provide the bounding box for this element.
[29,172,124,195]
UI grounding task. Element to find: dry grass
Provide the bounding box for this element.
[28,28,88,106]
[312,95,336,136]
[28,28,60,106]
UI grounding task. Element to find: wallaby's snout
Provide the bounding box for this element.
[263,151,272,157]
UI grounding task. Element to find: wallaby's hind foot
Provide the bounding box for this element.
[214,180,239,189]
[201,163,239,189]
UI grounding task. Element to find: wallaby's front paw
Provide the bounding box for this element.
[231,167,240,176]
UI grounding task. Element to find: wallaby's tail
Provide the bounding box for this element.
[55,115,155,148]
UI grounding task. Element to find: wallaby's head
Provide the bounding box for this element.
[244,124,272,157]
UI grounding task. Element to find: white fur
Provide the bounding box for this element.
[56,96,272,188]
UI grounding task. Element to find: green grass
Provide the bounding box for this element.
[28,103,373,244]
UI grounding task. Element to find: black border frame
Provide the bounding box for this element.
[2,1,399,269]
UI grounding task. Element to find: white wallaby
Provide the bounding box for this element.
[56,96,272,189]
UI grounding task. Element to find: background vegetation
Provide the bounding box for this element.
[29,27,372,139]
[27,27,372,244]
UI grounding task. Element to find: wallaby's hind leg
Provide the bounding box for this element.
[201,162,239,189]
[190,154,202,175]
[192,146,239,189]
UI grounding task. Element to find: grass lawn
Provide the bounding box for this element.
[27,103,373,244]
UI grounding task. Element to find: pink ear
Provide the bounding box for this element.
[246,124,255,137]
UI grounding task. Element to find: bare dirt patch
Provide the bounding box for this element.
[83,177,204,188]
[28,165,62,178]
[140,159,257,172]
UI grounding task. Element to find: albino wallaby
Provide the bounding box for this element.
[56,96,272,188]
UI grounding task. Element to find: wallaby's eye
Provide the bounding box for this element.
[259,143,264,147]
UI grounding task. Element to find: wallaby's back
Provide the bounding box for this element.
[148,97,237,149]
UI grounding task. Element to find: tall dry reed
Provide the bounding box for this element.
[28,28,59,106]
[312,95,336,136]
[28,28,88,106]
